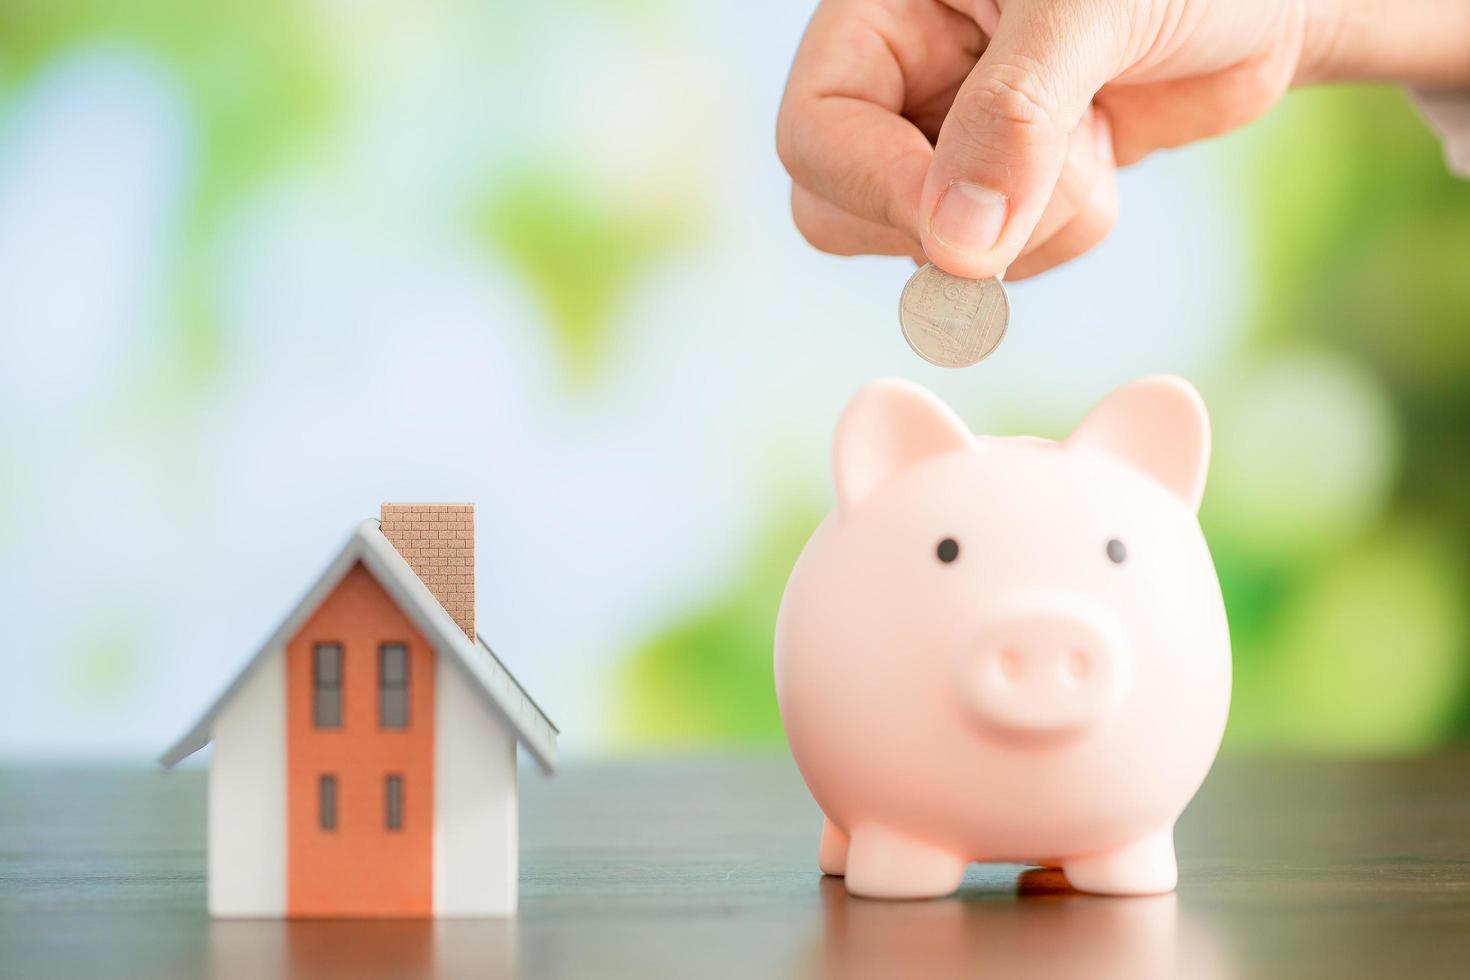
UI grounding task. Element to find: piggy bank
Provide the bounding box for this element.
[774,376,1230,898]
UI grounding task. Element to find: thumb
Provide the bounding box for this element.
[921,1,1128,278]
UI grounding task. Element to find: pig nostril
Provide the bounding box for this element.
[1064,650,1091,682]
[998,649,1025,682]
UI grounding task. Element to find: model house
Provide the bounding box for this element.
[160,503,557,918]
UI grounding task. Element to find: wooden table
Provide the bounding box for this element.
[1,756,1467,978]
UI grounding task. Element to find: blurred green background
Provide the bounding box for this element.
[1,2,1466,760]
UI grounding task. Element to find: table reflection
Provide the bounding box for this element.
[809,869,1228,980]
[207,917,516,979]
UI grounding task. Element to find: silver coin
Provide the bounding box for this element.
[898,263,1010,368]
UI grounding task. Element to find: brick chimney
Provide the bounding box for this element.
[379,503,475,639]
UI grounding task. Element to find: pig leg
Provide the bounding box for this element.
[1061,827,1178,896]
[844,825,966,900]
[818,818,849,876]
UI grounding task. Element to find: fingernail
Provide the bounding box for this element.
[929,181,1009,255]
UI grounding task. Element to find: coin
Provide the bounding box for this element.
[898,263,1010,368]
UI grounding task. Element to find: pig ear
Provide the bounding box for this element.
[834,379,974,507]
[1066,375,1211,511]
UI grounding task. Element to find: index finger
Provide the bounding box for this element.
[776,3,933,239]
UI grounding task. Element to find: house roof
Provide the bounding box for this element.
[158,519,558,774]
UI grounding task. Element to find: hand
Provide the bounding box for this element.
[776,0,1470,280]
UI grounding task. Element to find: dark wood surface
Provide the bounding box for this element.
[2,755,1468,979]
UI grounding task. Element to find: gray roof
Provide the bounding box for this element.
[159,519,558,773]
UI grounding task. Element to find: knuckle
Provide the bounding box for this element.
[777,112,872,222]
[775,99,826,184]
[774,111,803,180]
[795,219,831,252]
[796,220,853,256]
[790,190,840,254]
[778,96,925,235]
[954,63,1060,146]
[791,214,826,253]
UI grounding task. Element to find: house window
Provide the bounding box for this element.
[313,643,343,728]
[319,774,338,831]
[385,774,404,831]
[379,643,409,729]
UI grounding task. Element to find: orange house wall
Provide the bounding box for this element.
[286,561,436,917]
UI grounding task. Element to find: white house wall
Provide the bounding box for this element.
[434,649,519,916]
[207,646,286,917]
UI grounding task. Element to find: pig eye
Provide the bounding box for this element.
[936,538,960,563]
[1106,539,1127,564]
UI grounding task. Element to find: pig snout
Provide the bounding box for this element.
[960,596,1128,744]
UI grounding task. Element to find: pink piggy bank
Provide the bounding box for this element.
[775,376,1230,898]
